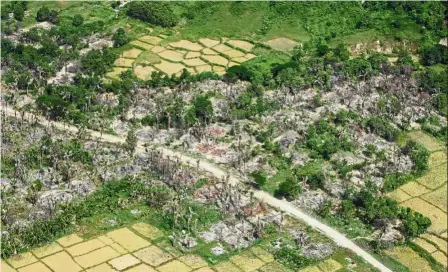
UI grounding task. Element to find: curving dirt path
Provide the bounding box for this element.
[1,105,392,272]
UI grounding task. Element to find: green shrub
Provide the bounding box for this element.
[113,28,128,48]
[348,183,431,240]
[381,172,414,193]
[81,48,117,76]
[421,44,448,66]
[126,2,179,27]
[36,6,59,24]
[274,247,316,270]
[294,162,326,190]
[344,57,372,78]
[402,140,430,174]
[433,93,447,116]
[305,120,355,159]
[250,170,268,188]
[363,117,399,141]
[193,95,213,124]
[72,14,84,27]
[141,115,157,126]
[275,177,302,199]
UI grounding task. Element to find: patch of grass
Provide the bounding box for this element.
[178,2,266,40]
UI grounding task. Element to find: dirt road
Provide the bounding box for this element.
[1,106,392,272]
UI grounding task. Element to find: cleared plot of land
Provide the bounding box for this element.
[227,40,254,52]
[74,247,120,269]
[185,51,201,59]
[385,246,433,272]
[222,49,245,58]
[432,251,448,267]
[134,66,155,80]
[157,50,185,62]
[421,184,447,212]
[131,223,163,241]
[106,228,151,252]
[155,60,187,75]
[130,40,154,51]
[202,48,218,55]
[169,40,203,51]
[57,234,83,247]
[6,252,38,268]
[32,243,63,258]
[400,182,430,197]
[196,65,213,73]
[317,259,342,272]
[6,224,302,272]
[417,163,447,189]
[230,251,265,272]
[18,262,51,272]
[232,56,247,63]
[133,246,173,267]
[228,61,239,67]
[122,48,142,59]
[422,233,448,254]
[414,238,438,253]
[151,46,166,53]
[428,151,447,168]
[248,248,274,265]
[213,66,226,75]
[259,262,290,272]
[112,35,260,79]
[66,239,105,257]
[213,44,233,53]
[186,67,196,75]
[139,36,162,45]
[114,58,134,67]
[43,251,83,272]
[135,51,161,66]
[408,131,444,152]
[297,265,321,272]
[178,255,208,269]
[199,38,220,48]
[183,58,207,67]
[245,53,256,60]
[387,189,412,203]
[85,263,116,272]
[157,260,192,272]
[264,37,299,53]
[110,243,127,254]
[106,68,129,79]
[124,263,157,272]
[201,55,228,66]
[109,254,140,270]
[1,262,15,272]
[401,198,447,233]
[213,261,243,272]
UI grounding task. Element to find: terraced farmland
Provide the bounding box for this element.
[1,223,347,272]
[387,131,447,269]
[107,33,259,80]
